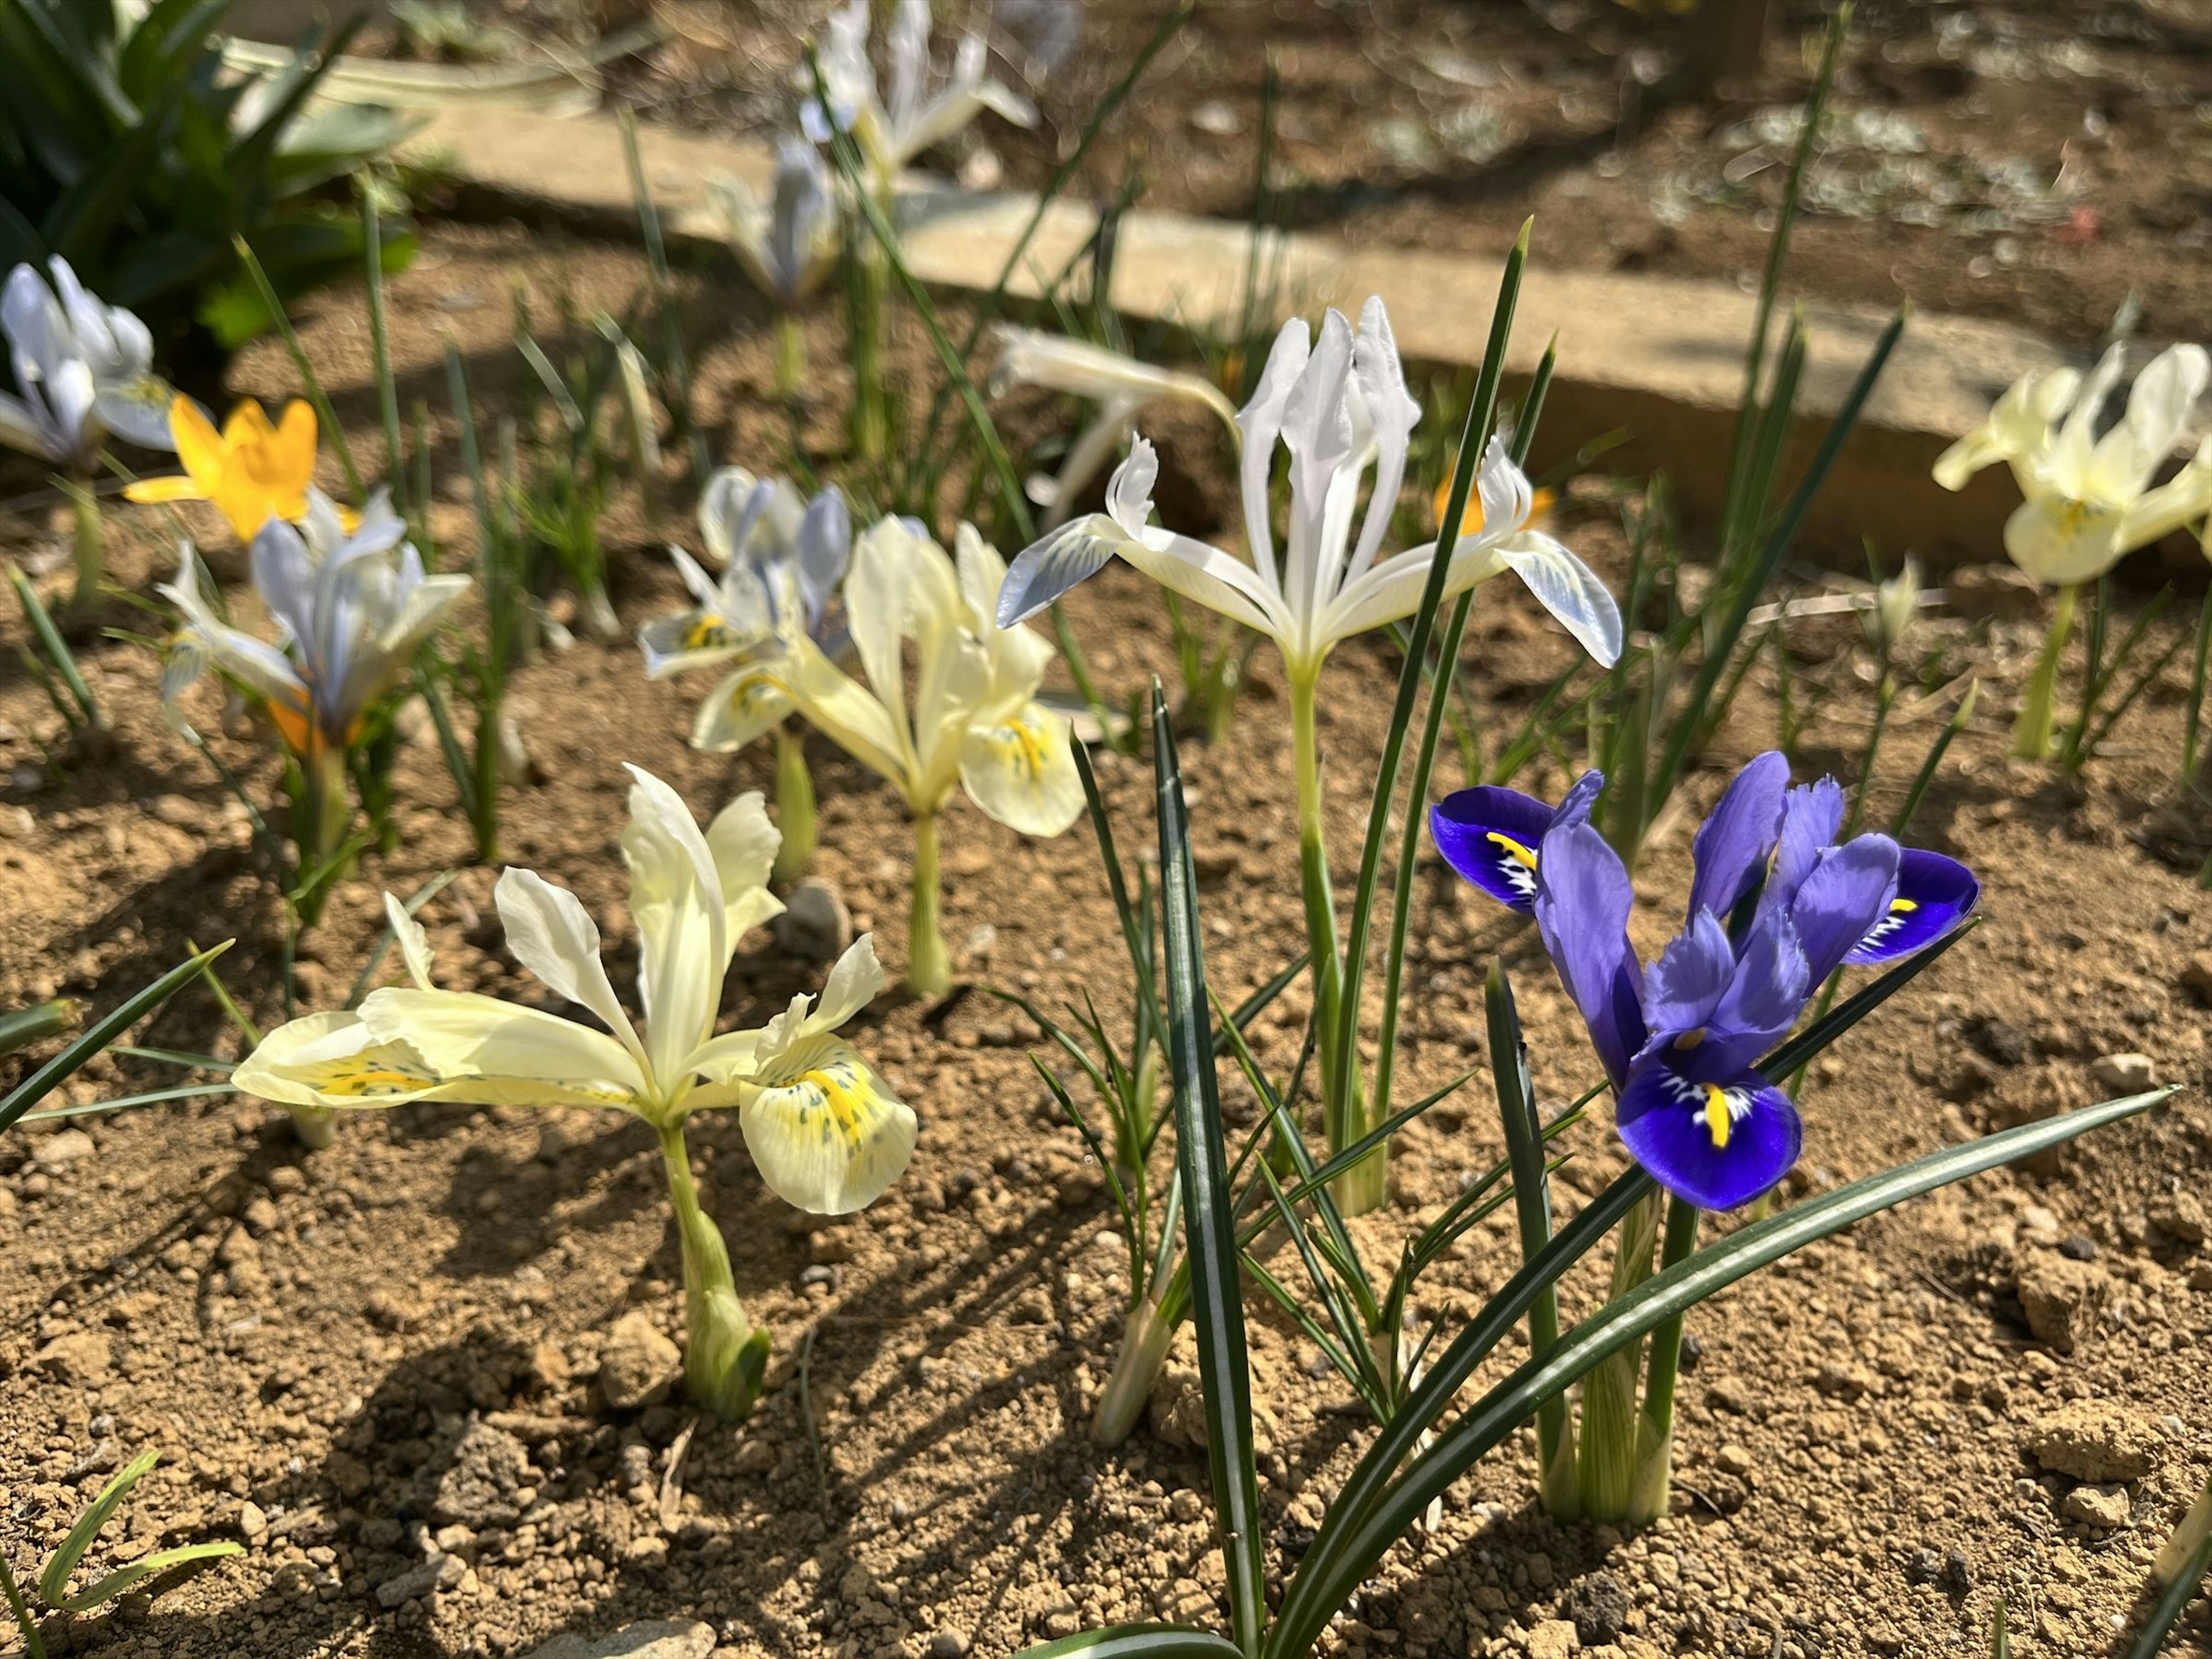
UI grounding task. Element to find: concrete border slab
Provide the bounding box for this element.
[402,105,2107,568]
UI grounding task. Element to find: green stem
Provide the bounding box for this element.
[851,206,891,463]
[1844,675,1893,839]
[1,1547,48,1659]
[772,724,816,887]
[1578,1190,1661,1522]
[2011,584,2076,761]
[1291,668,1380,1214]
[68,475,101,610]
[2158,1474,2212,1586]
[1091,1295,1176,1446]
[775,313,807,401]
[657,1116,770,1422]
[1626,1195,1702,1524]
[907,810,952,996]
[2184,586,2212,783]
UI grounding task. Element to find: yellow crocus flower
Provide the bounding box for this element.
[126,395,320,541]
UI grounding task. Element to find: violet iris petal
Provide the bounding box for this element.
[1531,818,1646,1086]
[1615,1052,1801,1211]
[1846,847,1980,964]
[1640,911,1738,1037]
[1685,751,1788,922]
[1787,834,1900,983]
[1430,785,1554,911]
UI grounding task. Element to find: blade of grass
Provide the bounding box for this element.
[8,562,101,726]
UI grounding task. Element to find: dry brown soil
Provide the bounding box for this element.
[0,224,2209,1659]
[585,0,2212,349]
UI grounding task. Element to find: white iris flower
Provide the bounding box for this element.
[691,513,1082,992]
[1934,342,2212,586]
[710,139,838,309]
[234,768,916,1418]
[996,297,1623,681]
[802,0,1037,191]
[0,257,175,471]
[159,488,470,762]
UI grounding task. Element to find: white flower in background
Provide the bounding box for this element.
[233,768,916,1214]
[0,257,175,470]
[642,469,852,708]
[704,514,1080,834]
[1934,342,2212,585]
[991,325,1241,529]
[694,513,1080,991]
[802,0,1037,190]
[158,488,469,756]
[997,297,1623,680]
[710,139,838,307]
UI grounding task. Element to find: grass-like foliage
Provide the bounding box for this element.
[0,0,414,353]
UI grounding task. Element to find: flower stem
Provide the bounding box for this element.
[67,474,101,611]
[775,313,807,402]
[849,204,891,462]
[2184,586,2212,783]
[1290,668,1381,1214]
[1627,1194,1702,1525]
[772,724,816,887]
[657,1116,770,1422]
[2156,1475,2212,1586]
[907,810,952,996]
[1578,1189,1661,1522]
[2,1546,48,1659]
[2011,584,2077,760]
[1091,1296,1176,1446]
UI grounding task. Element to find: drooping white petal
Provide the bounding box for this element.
[2002,494,2128,585]
[738,1034,916,1213]
[691,657,801,753]
[960,698,1085,835]
[495,867,646,1063]
[355,986,648,1107]
[1498,533,1624,666]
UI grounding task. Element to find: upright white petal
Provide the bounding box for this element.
[620,766,729,1084]
[707,791,785,946]
[1236,317,1311,589]
[495,868,646,1063]
[2089,343,2208,502]
[384,892,438,991]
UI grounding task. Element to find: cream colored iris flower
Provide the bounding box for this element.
[235,766,915,1215]
[1934,342,2212,586]
[691,515,1081,993]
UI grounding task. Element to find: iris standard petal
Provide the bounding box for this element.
[1686,751,1789,924]
[1641,911,1740,1037]
[1787,833,1901,983]
[1706,907,1810,1062]
[1429,785,1554,911]
[494,867,645,1063]
[1532,819,1646,1086]
[1616,1054,1801,1211]
[738,1033,917,1214]
[1845,847,1979,964]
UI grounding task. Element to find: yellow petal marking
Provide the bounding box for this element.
[1484,831,1538,870]
[1889,897,1919,914]
[1703,1083,1732,1149]
[291,1051,441,1098]
[1672,1027,1706,1051]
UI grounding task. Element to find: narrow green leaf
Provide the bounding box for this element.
[41,1448,161,1607]
[1016,1625,1247,1659]
[9,562,100,727]
[1151,683,1266,1658]
[1,944,231,1137]
[1274,1086,2176,1659]
[56,1541,244,1613]
[2127,1530,2211,1659]
[0,998,76,1059]
[19,1083,238,1124]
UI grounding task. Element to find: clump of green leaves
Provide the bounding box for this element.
[0,0,416,353]
[1,1449,241,1656]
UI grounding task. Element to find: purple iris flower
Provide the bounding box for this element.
[1430,753,1979,1210]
